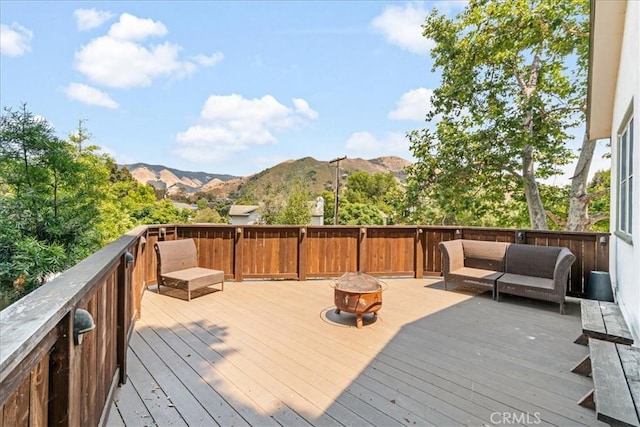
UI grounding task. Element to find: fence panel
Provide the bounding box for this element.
[305,227,359,277]
[179,226,235,280]
[364,227,416,276]
[242,227,299,279]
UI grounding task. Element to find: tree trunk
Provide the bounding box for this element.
[523,144,549,229]
[566,132,597,231]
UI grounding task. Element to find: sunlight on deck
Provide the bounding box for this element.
[145,279,472,418]
[108,279,599,426]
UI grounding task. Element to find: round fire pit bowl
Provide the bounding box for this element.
[331,272,387,329]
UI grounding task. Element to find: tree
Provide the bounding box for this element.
[320,190,335,225]
[277,181,311,225]
[408,0,589,229]
[339,203,385,225]
[259,186,284,225]
[193,207,224,223]
[0,106,107,305]
[585,169,610,231]
[342,171,404,225]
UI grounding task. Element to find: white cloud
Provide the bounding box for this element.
[371,2,433,55]
[174,94,317,162]
[293,98,319,120]
[345,131,410,157]
[74,13,218,89]
[75,36,195,88]
[107,13,167,41]
[389,87,433,121]
[74,9,114,31]
[0,23,33,56]
[193,52,224,66]
[64,83,119,109]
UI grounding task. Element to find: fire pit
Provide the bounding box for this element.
[332,272,386,328]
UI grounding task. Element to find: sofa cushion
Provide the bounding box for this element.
[449,267,504,289]
[497,273,554,290]
[505,245,561,279]
[462,240,509,271]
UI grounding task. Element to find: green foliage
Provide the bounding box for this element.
[0,237,66,307]
[321,190,336,225]
[341,172,404,225]
[587,170,610,231]
[408,0,589,229]
[130,199,190,224]
[0,106,106,307]
[277,181,312,225]
[0,105,196,308]
[193,207,224,223]
[258,186,284,225]
[339,203,385,225]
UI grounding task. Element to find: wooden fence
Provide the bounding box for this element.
[0,224,609,425]
[145,225,609,298]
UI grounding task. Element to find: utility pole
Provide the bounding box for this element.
[329,156,347,225]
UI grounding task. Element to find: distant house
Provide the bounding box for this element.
[587,0,639,342]
[228,205,261,225]
[310,196,325,226]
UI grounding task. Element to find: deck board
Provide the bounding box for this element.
[108,279,605,426]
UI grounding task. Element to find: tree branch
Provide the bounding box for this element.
[584,189,609,202]
[563,25,588,38]
[507,168,522,180]
[526,52,541,96]
[588,213,609,226]
[513,66,528,95]
[546,211,567,228]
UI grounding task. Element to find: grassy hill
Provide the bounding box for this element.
[226,156,411,201]
[124,156,411,201]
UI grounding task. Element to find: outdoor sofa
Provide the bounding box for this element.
[439,239,576,313]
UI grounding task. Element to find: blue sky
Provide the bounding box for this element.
[1,1,608,181]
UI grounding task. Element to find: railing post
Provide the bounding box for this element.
[596,234,609,272]
[454,228,463,239]
[358,227,367,273]
[298,227,307,281]
[234,227,244,282]
[415,228,424,279]
[48,313,80,426]
[117,255,129,385]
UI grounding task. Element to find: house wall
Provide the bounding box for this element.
[610,0,640,342]
[229,211,261,225]
[310,215,324,226]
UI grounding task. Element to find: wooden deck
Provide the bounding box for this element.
[106,278,603,426]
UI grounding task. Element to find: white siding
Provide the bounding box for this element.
[610,0,640,342]
[229,212,261,225]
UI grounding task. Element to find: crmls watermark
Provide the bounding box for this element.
[489,412,542,425]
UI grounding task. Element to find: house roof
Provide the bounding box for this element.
[229,205,260,216]
[587,0,627,140]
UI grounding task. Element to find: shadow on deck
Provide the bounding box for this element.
[106,278,603,426]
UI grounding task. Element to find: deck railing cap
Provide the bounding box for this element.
[0,226,146,383]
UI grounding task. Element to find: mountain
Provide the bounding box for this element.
[123,156,412,199]
[123,163,240,195]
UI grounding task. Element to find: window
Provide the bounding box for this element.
[618,115,634,237]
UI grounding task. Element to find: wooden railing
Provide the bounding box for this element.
[0,224,608,425]
[145,225,609,297]
[0,226,148,426]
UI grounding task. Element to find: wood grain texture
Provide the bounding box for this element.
[107,278,603,426]
[589,339,639,426]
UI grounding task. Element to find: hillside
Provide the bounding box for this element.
[123,156,412,199]
[124,163,239,195]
